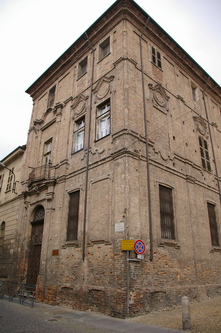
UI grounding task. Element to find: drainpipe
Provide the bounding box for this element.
[139,18,153,261]
[82,33,95,261]
[202,86,221,204]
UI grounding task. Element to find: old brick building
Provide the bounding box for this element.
[3,0,221,318]
[0,146,26,280]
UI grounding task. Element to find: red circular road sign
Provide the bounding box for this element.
[134,239,146,255]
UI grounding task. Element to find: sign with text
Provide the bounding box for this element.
[121,239,135,251]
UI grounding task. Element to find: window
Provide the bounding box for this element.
[159,185,175,240]
[199,137,211,171]
[99,37,110,61]
[6,168,14,192]
[207,203,220,247]
[0,221,5,256]
[152,46,162,69]
[47,85,56,108]
[67,191,80,241]
[43,139,52,165]
[96,100,110,140]
[78,57,88,78]
[0,174,4,191]
[74,118,85,152]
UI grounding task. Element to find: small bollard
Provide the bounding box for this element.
[182,296,192,330]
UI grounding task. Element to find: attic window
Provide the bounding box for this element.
[152,46,162,69]
[47,86,56,108]
[99,37,110,61]
[78,57,88,78]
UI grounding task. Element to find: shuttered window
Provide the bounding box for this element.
[207,203,220,247]
[67,191,80,241]
[159,185,175,240]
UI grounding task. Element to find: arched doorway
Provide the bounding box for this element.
[26,206,45,285]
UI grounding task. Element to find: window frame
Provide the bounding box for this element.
[96,100,111,140]
[207,202,220,247]
[99,37,110,61]
[66,191,80,242]
[78,57,88,78]
[159,185,175,240]
[199,137,211,171]
[47,85,56,108]
[6,168,14,192]
[0,174,4,191]
[152,46,162,69]
[74,117,85,152]
[43,138,52,165]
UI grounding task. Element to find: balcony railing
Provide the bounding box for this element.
[28,164,51,186]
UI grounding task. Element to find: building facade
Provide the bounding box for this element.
[0,146,26,280]
[5,0,221,318]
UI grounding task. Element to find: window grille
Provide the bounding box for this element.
[159,185,175,240]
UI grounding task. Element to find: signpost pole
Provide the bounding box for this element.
[126,250,130,318]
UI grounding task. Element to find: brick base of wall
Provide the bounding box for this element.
[38,282,221,318]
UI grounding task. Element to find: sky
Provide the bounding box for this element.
[0,0,220,160]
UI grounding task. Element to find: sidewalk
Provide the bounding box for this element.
[129,295,221,333]
[27,301,184,333]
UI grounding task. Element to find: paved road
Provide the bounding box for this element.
[0,299,183,333]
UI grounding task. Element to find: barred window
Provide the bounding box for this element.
[207,203,220,247]
[159,185,175,240]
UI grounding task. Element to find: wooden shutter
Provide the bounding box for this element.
[67,191,80,241]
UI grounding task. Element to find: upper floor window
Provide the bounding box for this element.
[199,137,211,171]
[67,191,80,241]
[6,168,14,192]
[96,100,110,140]
[207,203,220,247]
[0,174,4,191]
[152,46,162,69]
[99,37,110,61]
[43,139,52,165]
[78,57,88,78]
[74,118,85,152]
[159,185,175,240]
[47,85,56,108]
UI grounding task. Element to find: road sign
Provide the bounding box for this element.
[134,239,146,255]
[121,239,135,251]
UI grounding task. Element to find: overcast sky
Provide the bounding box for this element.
[0,0,220,160]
